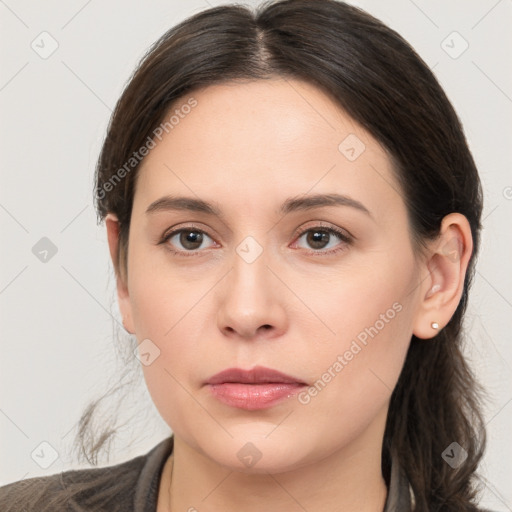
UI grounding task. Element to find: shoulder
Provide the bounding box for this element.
[0,451,147,512]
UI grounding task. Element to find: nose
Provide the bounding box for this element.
[216,247,289,341]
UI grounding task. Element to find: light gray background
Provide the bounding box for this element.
[1,1,511,510]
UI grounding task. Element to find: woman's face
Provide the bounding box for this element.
[118,78,426,472]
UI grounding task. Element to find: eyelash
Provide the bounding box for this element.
[159,223,352,258]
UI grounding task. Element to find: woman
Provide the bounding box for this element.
[0,0,493,510]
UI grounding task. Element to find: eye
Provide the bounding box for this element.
[161,227,216,256]
[159,223,352,257]
[293,225,352,255]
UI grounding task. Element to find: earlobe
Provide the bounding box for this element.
[105,213,135,335]
[412,213,473,340]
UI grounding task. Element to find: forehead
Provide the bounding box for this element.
[135,79,404,221]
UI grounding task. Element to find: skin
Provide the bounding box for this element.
[105,78,473,512]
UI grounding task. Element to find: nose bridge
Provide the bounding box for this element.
[231,243,269,303]
[216,236,287,339]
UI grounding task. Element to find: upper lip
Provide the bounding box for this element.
[206,365,307,385]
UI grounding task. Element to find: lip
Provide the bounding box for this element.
[206,366,307,385]
[206,366,307,411]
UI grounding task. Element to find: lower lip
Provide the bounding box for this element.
[208,383,306,410]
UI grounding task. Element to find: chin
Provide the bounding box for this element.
[195,430,319,475]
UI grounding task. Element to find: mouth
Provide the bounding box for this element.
[205,366,308,410]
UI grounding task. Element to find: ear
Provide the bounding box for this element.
[105,213,135,334]
[412,213,473,340]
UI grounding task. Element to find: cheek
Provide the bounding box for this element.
[126,246,219,427]
[129,266,211,373]
[126,236,203,338]
[131,280,212,435]
[296,250,415,350]
[294,253,416,414]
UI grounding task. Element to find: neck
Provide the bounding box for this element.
[158,410,389,512]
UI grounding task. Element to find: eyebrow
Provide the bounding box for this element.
[145,193,372,218]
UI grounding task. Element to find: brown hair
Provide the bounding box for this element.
[3,1,487,510]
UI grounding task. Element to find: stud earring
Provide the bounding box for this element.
[431,322,439,330]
